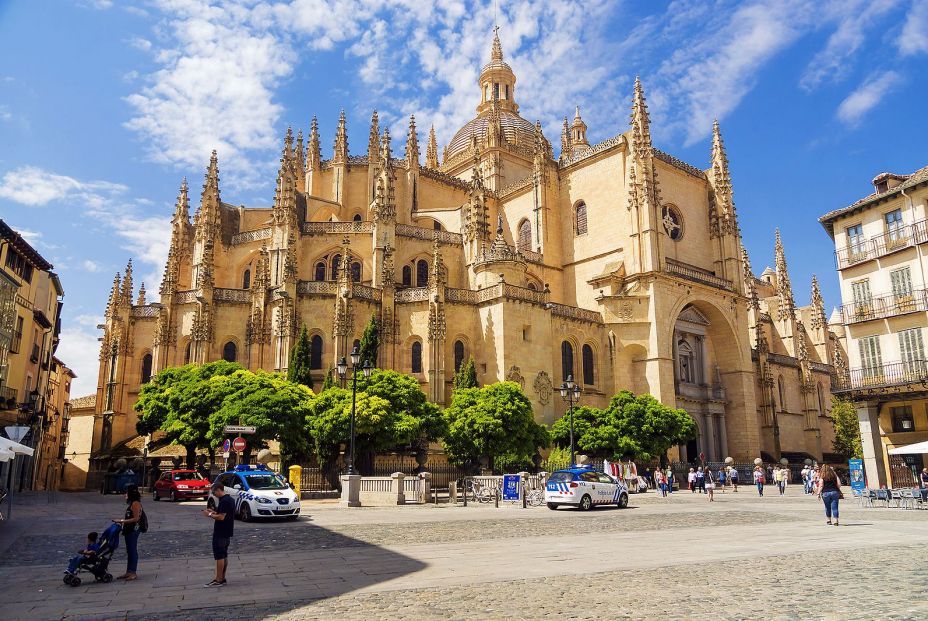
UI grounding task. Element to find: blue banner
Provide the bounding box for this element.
[502,474,521,501]
[848,458,865,492]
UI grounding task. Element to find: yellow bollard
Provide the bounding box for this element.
[289,465,302,498]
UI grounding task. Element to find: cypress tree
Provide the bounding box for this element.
[359,313,380,367]
[287,325,314,390]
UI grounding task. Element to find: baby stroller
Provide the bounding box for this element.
[63,523,121,587]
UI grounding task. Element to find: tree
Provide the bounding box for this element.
[358,313,380,366]
[831,396,862,459]
[287,325,314,390]
[453,356,478,390]
[134,361,243,467]
[442,381,549,471]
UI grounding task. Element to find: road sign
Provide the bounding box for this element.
[222,438,231,453]
[223,425,256,434]
[232,437,247,453]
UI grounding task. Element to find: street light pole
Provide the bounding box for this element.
[559,375,581,468]
[337,347,373,476]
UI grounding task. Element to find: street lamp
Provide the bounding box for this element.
[337,346,373,475]
[559,375,581,467]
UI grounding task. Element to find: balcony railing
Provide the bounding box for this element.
[841,289,928,324]
[835,220,928,269]
[837,359,928,392]
[665,258,733,291]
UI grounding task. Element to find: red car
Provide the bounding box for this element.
[152,470,210,502]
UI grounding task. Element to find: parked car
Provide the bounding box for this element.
[152,469,211,502]
[545,465,629,510]
[207,465,301,521]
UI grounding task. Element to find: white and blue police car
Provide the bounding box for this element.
[545,465,629,511]
[207,465,301,521]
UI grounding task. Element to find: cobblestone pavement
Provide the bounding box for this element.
[2,488,927,620]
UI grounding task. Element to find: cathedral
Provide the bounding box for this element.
[89,31,844,467]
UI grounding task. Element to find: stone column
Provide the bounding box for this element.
[856,401,888,488]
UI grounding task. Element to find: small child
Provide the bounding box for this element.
[65,531,101,576]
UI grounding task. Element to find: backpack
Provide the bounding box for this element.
[139,509,149,533]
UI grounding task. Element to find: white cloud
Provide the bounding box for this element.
[836,70,903,125]
[82,259,103,273]
[0,165,126,206]
[898,0,928,56]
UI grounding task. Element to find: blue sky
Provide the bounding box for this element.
[1,0,927,395]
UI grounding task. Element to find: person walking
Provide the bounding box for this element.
[114,485,143,581]
[753,466,765,497]
[688,467,697,493]
[705,468,715,502]
[817,464,843,526]
[696,466,706,494]
[203,481,236,586]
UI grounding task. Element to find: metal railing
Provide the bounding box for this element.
[837,359,928,391]
[665,258,733,291]
[835,220,928,269]
[841,289,928,324]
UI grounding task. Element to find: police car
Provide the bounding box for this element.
[207,465,301,521]
[545,466,629,510]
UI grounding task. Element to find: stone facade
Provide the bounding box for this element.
[89,32,838,468]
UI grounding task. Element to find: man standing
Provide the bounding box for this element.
[202,481,236,587]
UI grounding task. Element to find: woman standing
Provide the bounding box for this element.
[817,465,843,526]
[114,485,143,581]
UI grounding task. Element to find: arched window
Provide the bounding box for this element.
[140,353,153,384]
[416,259,429,287]
[518,219,532,253]
[778,375,786,411]
[310,335,323,369]
[411,341,423,373]
[351,262,361,282]
[582,344,594,386]
[353,214,362,222]
[315,262,327,281]
[184,342,191,364]
[330,254,341,280]
[402,265,412,287]
[561,341,574,382]
[454,340,465,372]
[242,268,251,290]
[433,221,442,231]
[575,202,588,235]
[222,341,237,363]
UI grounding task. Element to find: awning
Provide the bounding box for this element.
[888,440,928,455]
[0,436,34,457]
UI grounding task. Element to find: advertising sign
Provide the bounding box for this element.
[502,474,521,502]
[848,458,865,493]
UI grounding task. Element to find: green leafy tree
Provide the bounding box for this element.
[287,325,314,390]
[442,381,549,471]
[453,356,479,390]
[358,314,380,367]
[831,396,862,459]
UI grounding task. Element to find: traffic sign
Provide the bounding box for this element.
[232,437,247,453]
[222,438,231,453]
[223,425,256,434]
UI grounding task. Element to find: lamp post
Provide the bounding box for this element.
[559,375,581,467]
[337,346,372,475]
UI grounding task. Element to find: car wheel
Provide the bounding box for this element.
[152,489,159,501]
[579,494,593,511]
[239,502,252,522]
[170,491,177,502]
[546,502,559,510]
[618,493,629,509]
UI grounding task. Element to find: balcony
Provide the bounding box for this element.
[836,359,928,393]
[841,289,928,324]
[835,220,928,269]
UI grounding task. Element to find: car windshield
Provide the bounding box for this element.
[173,472,204,481]
[244,474,288,490]
[548,472,575,483]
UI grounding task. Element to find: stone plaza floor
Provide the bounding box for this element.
[1,485,927,620]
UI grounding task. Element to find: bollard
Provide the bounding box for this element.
[288,465,302,498]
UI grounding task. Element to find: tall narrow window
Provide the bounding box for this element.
[416,259,428,287]
[402,265,412,287]
[351,262,361,282]
[242,268,251,290]
[453,340,465,372]
[561,341,574,382]
[518,219,532,253]
[582,344,594,386]
[140,353,153,384]
[330,254,341,280]
[222,341,237,363]
[310,335,323,369]
[411,341,423,373]
[575,202,588,235]
[899,328,925,376]
[315,262,327,281]
[858,336,882,379]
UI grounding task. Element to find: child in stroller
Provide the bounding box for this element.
[63,523,121,586]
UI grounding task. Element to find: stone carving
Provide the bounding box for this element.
[533,371,553,405]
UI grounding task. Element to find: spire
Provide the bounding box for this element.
[333,109,348,164]
[306,115,321,172]
[137,282,146,306]
[741,247,759,311]
[426,125,438,169]
[560,116,572,161]
[775,229,795,320]
[367,110,380,160]
[491,25,503,61]
[404,115,420,168]
[710,119,737,236]
[810,275,826,330]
